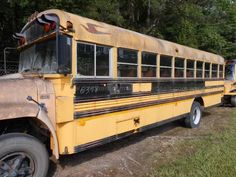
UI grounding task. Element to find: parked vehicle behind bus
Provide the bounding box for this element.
[0,9,228,177]
[223,60,236,106]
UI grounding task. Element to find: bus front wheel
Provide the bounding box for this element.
[0,133,49,177]
[185,101,202,128]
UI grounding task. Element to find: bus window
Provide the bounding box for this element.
[187,60,194,78]
[196,61,203,78]
[212,64,218,78]
[77,43,94,76]
[205,63,210,78]
[141,52,157,77]
[77,43,111,77]
[219,65,223,78]
[118,48,138,77]
[96,45,110,76]
[160,55,172,78]
[174,57,184,78]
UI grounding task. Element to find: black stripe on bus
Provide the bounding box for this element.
[74,78,224,103]
[74,90,223,119]
[230,89,236,93]
[74,130,135,153]
[74,85,224,103]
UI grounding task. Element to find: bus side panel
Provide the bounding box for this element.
[74,103,177,146]
[173,99,193,116]
[56,94,222,155]
[203,93,222,107]
[56,99,194,154]
[52,77,75,123]
[205,80,224,87]
[57,122,76,154]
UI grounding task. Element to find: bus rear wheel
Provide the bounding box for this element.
[231,96,236,107]
[0,133,49,177]
[185,101,202,128]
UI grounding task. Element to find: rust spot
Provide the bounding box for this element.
[82,23,110,35]
[78,120,86,126]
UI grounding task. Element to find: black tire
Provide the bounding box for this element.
[185,101,202,128]
[0,133,49,177]
[231,96,236,107]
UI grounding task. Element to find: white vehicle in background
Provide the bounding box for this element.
[223,60,236,106]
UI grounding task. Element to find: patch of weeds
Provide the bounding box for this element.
[150,111,236,177]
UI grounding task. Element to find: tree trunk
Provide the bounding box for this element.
[147,0,151,26]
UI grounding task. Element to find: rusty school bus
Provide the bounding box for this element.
[0,9,227,177]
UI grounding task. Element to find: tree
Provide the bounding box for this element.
[0,0,235,60]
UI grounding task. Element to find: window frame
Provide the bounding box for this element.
[186,59,195,78]
[196,61,203,78]
[204,62,211,78]
[117,48,138,78]
[219,64,224,78]
[141,51,157,78]
[160,55,173,78]
[211,63,218,78]
[76,41,112,78]
[174,57,185,78]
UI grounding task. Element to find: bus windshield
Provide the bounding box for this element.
[19,38,57,73]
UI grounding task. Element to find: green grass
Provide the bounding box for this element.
[150,112,236,177]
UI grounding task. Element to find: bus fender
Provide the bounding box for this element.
[37,108,59,159]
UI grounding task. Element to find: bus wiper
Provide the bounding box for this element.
[32,67,42,72]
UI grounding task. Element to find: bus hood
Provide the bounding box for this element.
[0,74,55,122]
[0,73,24,80]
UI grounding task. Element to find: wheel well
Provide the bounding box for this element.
[0,117,51,154]
[194,97,204,107]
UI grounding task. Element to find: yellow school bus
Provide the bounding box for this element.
[0,9,226,177]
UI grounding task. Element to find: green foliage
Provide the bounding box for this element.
[150,111,236,177]
[0,0,235,59]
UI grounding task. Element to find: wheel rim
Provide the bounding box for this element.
[193,106,201,125]
[0,152,35,177]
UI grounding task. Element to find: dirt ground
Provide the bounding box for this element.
[48,106,234,177]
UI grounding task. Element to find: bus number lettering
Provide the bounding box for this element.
[79,86,99,95]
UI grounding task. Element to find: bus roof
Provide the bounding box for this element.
[37,9,225,64]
